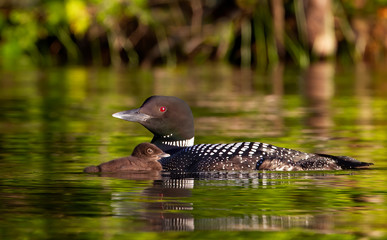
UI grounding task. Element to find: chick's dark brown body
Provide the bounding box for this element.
[84,143,169,173]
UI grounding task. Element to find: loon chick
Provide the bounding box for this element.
[84,143,169,173]
[112,96,373,171]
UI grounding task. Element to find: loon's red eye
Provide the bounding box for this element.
[159,106,167,112]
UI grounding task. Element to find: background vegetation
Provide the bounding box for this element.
[0,0,386,68]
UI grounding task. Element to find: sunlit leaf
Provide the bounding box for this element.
[65,0,91,35]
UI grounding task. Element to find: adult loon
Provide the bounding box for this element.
[112,96,373,171]
[84,143,169,173]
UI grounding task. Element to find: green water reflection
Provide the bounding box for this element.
[0,63,386,239]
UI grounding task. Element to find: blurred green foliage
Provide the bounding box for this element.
[0,0,386,68]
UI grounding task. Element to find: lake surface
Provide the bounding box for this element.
[0,63,386,239]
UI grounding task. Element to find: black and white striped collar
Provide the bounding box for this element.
[161,137,195,147]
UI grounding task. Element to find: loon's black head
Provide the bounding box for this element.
[113,96,195,148]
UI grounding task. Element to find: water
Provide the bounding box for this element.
[0,63,386,239]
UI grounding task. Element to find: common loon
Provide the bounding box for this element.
[84,143,169,173]
[112,96,373,171]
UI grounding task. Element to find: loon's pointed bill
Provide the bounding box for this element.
[112,108,152,123]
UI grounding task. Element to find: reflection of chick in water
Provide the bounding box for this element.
[84,143,169,173]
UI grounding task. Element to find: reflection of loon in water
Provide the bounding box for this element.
[110,178,195,231]
[108,172,342,231]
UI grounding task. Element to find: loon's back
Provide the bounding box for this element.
[159,142,372,172]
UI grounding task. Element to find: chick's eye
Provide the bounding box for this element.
[147,148,154,154]
[159,106,167,112]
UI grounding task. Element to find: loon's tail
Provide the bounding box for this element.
[317,154,373,169]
